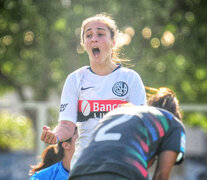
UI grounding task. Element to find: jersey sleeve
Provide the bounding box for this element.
[30,169,51,180]
[58,73,79,124]
[159,125,186,165]
[127,71,147,106]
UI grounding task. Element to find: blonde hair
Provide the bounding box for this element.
[80,13,130,65]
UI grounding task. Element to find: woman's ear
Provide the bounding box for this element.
[61,142,71,150]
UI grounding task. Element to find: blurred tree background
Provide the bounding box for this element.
[0,0,207,150]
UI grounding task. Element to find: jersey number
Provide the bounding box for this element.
[95,114,133,142]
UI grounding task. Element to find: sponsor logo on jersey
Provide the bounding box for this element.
[81,86,94,90]
[81,100,91,116]
[78,100,128,122]
[60,103,69,112]
[112,81,128,97]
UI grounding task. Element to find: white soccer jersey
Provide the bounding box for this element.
[58,65,147,168]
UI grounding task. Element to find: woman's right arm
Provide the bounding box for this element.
[41,72,79,144]
[41,121,76,144]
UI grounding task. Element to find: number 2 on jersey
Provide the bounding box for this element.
[95,114,133,142]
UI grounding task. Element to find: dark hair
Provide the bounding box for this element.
[29,142,66,175]
[146,86,182,120]
[29,127,77,176]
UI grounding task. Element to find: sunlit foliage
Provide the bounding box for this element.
[0,111,34,151]
[0,0,207,133]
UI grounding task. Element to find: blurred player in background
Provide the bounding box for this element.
[29,127,78,180]
[68,87,186,180]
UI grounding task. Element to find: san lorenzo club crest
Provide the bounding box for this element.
[112,81,128,97]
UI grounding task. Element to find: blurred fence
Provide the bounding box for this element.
[0,102,207,155]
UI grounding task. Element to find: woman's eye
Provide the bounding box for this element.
[86,34,92,38]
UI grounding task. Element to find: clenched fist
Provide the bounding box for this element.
[41,125,57,144]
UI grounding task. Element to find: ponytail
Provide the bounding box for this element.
[146,86,182,121]
[29,143,64,176]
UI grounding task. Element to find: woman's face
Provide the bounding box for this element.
[83,21,115,65]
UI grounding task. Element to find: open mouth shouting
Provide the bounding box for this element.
[92,47,100,58]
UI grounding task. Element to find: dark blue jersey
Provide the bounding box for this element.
[69,106,186,180]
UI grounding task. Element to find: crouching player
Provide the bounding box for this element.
[69,87,186,180]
